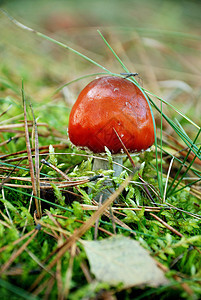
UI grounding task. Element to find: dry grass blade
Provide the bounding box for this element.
[0,208,13,224]
[0,122,48,130]
[62,243,76,298]
[0,228,40,275]
[33,277,55,297]
[80,260,93,284]
[45,210,68,240]
[52,214,113,237]
[91,200,134,232]
[41,159,70,181]
[1,144,68,160]
[30,104,42,217]
[113,128,137,171]
[94,195,102,240]
[0,229,35,253]
[0,104,12,118]
[80,204,161,213]
[0,134,24,147]
[0,159,24,189]
[0,219,11,229]
[2,183,36,189]
[56,259,63,300]
[43,277,55,300]
[36,220,71,237]
[2,180,99,189]
[22,84,41,218]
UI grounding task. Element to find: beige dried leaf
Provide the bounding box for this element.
[83,235,168,288]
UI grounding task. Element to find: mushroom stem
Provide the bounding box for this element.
[92,154,124,201]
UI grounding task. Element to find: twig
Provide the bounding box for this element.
[150,213,183,237]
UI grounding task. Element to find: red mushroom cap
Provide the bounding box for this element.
[68,76,155,154]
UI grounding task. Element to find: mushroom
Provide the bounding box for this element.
[68,76,155,200]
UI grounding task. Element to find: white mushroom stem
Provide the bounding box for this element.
[92,154,124,201]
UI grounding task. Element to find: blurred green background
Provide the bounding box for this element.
[2,0,201,31]
[0,0,201,131]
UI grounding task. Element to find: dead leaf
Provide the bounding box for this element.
[82,235,168,288]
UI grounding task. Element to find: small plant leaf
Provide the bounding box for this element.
[83,235,168,288]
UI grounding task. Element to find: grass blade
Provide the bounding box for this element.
[22,82,41,218]
[167,127,201,196]
[29,104,42,217]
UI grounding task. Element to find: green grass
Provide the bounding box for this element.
[0,1,201,299]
